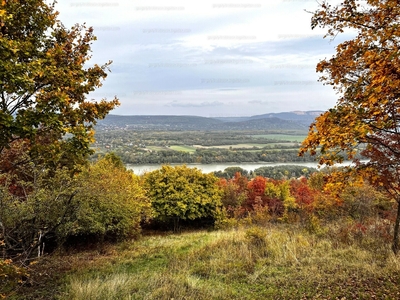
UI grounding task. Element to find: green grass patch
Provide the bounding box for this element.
[196,144,271,149]
[169,145,197,153]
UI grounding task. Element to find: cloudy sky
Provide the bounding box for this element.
[56,0,349,117]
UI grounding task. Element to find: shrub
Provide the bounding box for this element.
[60,154,152,242]
[0,258,28,298]
[143,165,224,230]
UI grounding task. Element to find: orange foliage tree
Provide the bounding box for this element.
[246,176,290,218]
[299,0,400,252]
[246,176,267,210]
[217,176,247,217]
[290,177,315,212]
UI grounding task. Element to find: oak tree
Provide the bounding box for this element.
[299,0,400,252]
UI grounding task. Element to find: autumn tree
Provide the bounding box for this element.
[217,178,247,217]
[299,0,400,252]
[0,0,120,286]
[290,177,315,213]
[61,154,152,243]
[0,160,79,261]
[0,0,119,170]
[143,165,224,231]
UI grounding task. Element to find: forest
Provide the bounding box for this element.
[1,0,400,299]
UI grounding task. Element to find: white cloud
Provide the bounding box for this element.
[55,0,346,116]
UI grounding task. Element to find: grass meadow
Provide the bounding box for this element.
[169,145,197,153]
[17,223,400,300]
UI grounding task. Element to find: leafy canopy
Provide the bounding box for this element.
[62,154,152,240]
[299,0,400,251]
[0,0,119,169]
[143,165,223,224]
[300,0,399,168]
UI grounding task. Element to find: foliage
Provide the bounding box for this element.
[117,147,315,165]
[61,154,152,241]
[0,148,150,260]
[307,170,325,191]
[290,177,316,212]
[0,258,28,298]
[244,176,295,219]
[214,166,249,179]
[143,165,224,228]
[299,0,400,252]
[340,182,390,222]
[254,165,317,180]
[217,177,247,217]
[0,0,119,171]
[245,176,267,210]
[266,179,297,220]
[0,157,78,261]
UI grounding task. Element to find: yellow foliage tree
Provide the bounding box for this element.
[62,154,152,240]
[299,0,400,252]
[143,165,224,231]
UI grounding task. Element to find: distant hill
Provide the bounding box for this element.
[96,111,323,131]
[96,115,222,130]
[212,111,322,125]
[214,117,310,131]
[249,111,322,125]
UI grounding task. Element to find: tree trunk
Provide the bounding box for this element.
[392,199,400,254]
[173,217,181,233]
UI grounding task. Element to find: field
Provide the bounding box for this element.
[251,134,308,142]
[193,143,272,149]
[20,224,400,300]
[169,145,197,153]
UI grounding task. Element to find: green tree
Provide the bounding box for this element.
[299,0,400,252]
[223,167,249,178]
[61,155,152,241]
[0,0,119,170]
[143,165,224,230]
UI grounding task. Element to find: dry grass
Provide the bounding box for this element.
[51,225,400,300]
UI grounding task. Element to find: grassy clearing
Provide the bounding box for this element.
[146,146,168,151]
[194,144,271,149]
[169,145,197,153]
[252,134,307,142]
[49,225,400,300]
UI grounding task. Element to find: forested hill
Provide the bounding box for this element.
[249,111,322,124]
[96,111,323,131]
[213,110,322,125]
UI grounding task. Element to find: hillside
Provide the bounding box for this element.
[95,115,223,130]
[96,111,322,131]
[249,110,323,125]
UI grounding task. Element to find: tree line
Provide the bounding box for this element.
[114,148,317,164]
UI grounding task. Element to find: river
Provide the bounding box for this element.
[126,161,356,175]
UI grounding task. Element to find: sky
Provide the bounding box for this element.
[56,0,350,117]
